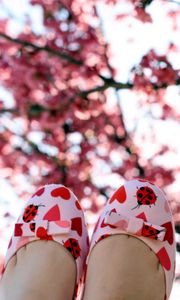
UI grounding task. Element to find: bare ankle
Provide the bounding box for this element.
[83,235,165,300]
[1,241,76,300]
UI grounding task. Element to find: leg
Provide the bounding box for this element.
[83,235,165,300]
[83,179,176,299]
[0,240,76,300]
[0,183,89,300]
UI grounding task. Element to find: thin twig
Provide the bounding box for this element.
[0,32,83,65]
[0,108,19,114]
[78,79,133,98]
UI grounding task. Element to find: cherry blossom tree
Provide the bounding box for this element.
[0,0,179,268]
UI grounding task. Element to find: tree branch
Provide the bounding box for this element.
[1,122,66,181]
[17,134,68,184]
[1,76,180,116]
[0,80,133,117]
[0,32,83,66]
[78,78,133,98]
[138,0,154,9]
[0,108,19,114]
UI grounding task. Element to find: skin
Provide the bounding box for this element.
[0,240,76,300]
[83,234,166,300]
[0,235,165,300]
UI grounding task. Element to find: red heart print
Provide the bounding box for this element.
[43,204,60,221]
[161,222,173,245]
[75,201,82,210]
[136,212,147,222]
[101,218,116,229]
[71,217,82,236]
[51,187,71,200]
[32,187,45,197]
[138,179,154,185]
[113,219,128,230]
[156,247,171,271]
[109,185,127,204]
[14,223,23,236]
[55,220,70,228]
[8,237,12,249]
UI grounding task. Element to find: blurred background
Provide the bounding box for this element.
[0,0,179,298]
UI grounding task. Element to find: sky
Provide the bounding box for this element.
[0,0,180,298]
